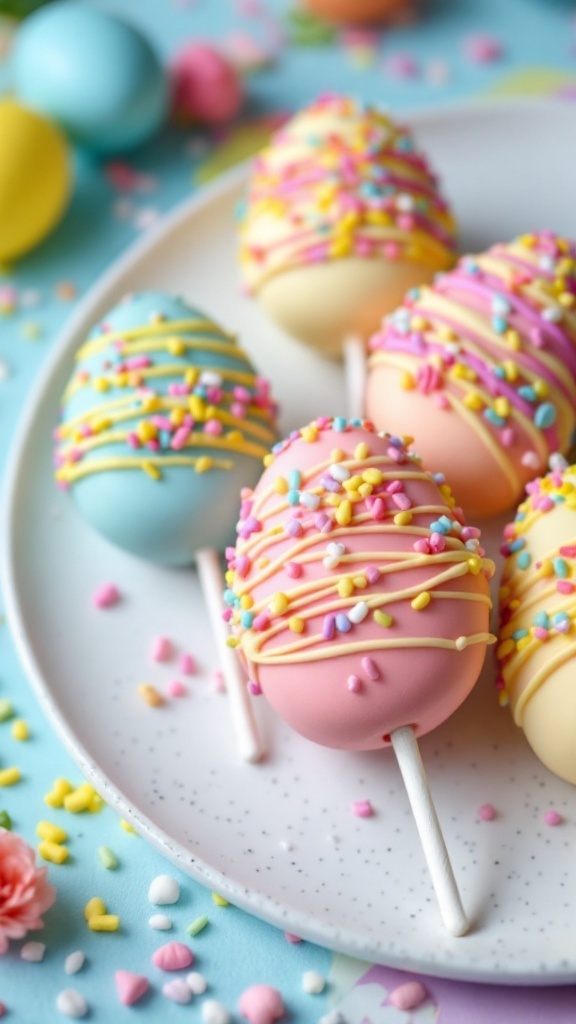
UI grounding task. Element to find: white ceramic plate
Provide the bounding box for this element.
[4,99,576,984]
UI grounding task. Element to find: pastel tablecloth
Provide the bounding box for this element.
[2,0,576,1020]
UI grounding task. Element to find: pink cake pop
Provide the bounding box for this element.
[225,416,495,932]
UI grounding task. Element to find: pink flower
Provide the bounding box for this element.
[0,829,56,953]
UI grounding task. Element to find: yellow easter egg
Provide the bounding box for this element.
[0,98,71,263]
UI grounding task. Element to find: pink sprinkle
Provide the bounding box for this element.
[152,941,194,971]
[521,450,540,470]
[127,432,140,449]
[369,497,386,521]
[557,581,574,594]
[151,636,173,662]
[384,52,420,78]
[413,539,430,554]
[392,492,411,511]
[478,803,496,821]
[285,561,302,578]
[501,427,516,448]
[284,932,302,944]
[361,657,380,681]
[238,984,285,1024]
[347,674,361,693]
[204,418,223,436]
[252,613,271,632]
[352,800,373,818]
[115,970,149,1006]
[247,679,262,695]
[533,627,549,640]
[212,670,226,693]
[179,653,197,675]
[286,519,303,537]
[435,393,449,409]
[168,680,187,697]
[545,810,563,827]
[92,583,121,609]
[171,426,191,450]
[430,532,446,553]
[463,33,503,63]
[365,565,380,585]
[560,545,576,558]
[389,981,428,1011]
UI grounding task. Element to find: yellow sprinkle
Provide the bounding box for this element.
[502,359,519,382]
[92,377,110,393]
[256,557,270,568]
[138,684,165,708]
[509,598,520,611]
[170,407,186,426]
[142,395,161,414]
[288,617,305,633]
[463,393,483,411]
[354,442,369,460]
[270,592,289,615]
[225,569,235,585]
[394,511,413,526]
[400,371,415,390]
[498,585,510,602]
[240,595,254,610]
[518,233,535,248]
[38,840,69,864]
[120,819,137,834]
[89,792,105,813]
[263,453,274,468]
[374,610,393,627]
[346,490,361,502]
[11,719,29,741]
[411,592,431,611]
[44,778,73,808]
[0,767,20,787]
[538,559,553,577]
[467,556,482,575]
[493,397,510,418]
[410,315,428,331]
[37,821,67,844]
[506,329,521,350]
[338,578,354,598]
[532,378,549,399]
[330,238,352,259]
[85,897,106,920]
[497,638,515,659]
[330,448,345,462]
[301,426,318,443]
[142,462,161,481]
[498,690,510,707]
[167,337,185,356]
[88,915,120,932]
[137,421,158,443]
[184,367,198,387]
[515,634,531,652]
[438,325,456,341]
[336,500,352,526]
[64,783,96,813]
[358,482,373,498]
[362,468,383,485]
[353,575,367,589]
[91,416,112,434]
[212,893,229,907]
[342,474,362,492]
[189,396,206,421]
[195,456,213,474]
[274,477,289,494]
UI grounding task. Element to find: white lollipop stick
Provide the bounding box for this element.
[390,725,468,937]
[343,334,367,422]
[196,548,263,764]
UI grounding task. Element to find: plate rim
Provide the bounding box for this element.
[3,95,576,985]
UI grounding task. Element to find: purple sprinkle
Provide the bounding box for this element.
[247,680,262,696]
[335,613,351,633]
[239,516,262,540]
[365,565,380,585]
[361,657,380,680]
[320,476,342,493]
[286,519,303,537]
[314,513,331,532]
[323,614,336,640]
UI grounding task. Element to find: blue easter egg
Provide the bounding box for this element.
[12,3,168,152]
[54,292,278,566]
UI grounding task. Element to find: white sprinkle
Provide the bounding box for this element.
[163,978,192,1004]
[186,971,208,995]
[549,451,569,472]
[201,999,231,1024]
[134,207,160,231]
[492,295,510,316]
[279,839,293,852]
[445,341,461,355]
[199,371,223,388]
[396,193,415,212]
[348,601,368,624]
[521,450,540,469]
[455,636,467,651]
[148,874,180,905]
[21,941,46,962]
[465,538,480,551]
[64,951,85,975]
[0,361,8,381]
[299,491,321,510]
[323,541,345,570]
[149,913,173,930]
[542,306,562,323]
[55,989,88,1018]
[538,254,555,272]
[319,1013,344,1024]
[302,970,326,994]
[329,463,350,482]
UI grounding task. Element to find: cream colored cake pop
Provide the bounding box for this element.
[238,93,457,357]
[498,459,576,784]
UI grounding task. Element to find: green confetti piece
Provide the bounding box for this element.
[285,7,337,46]
[0,699,14,722]
[0,810,12,830]
[186,916,209,936]
[98,846,118,870]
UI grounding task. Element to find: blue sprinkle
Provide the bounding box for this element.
[534,611,550,629]
[193,385,208,399]
[518,385,537,403]
[240,611,254,629]
[512,629,529,641]
[223,589,236,607]
[287,489,300,506]
[492,294,511,316]
[483,408,506,428]
[432,472,446,484]
[508,538,525,553]
[493,366,506,379]
[335,613,351,633]
[350,418,363,427]
[289,469,301,489]
[395,136,414,152]
[158,430,172,449]
[553,556,568,578]
[553,612,570,627]
[406,287,421,301]
[462,258,480,275]
[333,417,347,432]
[517,551,531,570]
[492,316,508,334]
[534,402,557,429]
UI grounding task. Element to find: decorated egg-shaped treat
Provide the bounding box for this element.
[238,93,457,357]
[366,232,576,519]
[54,292,277,566]
[498,462,576,785]
[225,417,495,751]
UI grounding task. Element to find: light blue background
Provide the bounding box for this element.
[1,0,576,1020]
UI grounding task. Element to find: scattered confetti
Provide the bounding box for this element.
[138,683,165,707]
[0,767,21,787]
[202,999,232,1024]
[55,988,88,1018]
[239,983,285,1024]
[187,971,208,994]
[388,980,428,1010]
[302,970,325,994]
[92,583,121,609]
[151,636,173,662]
[212,892,229,907]
[167,679,187,697]
[186,915,209,936]
[38,840,70,865]
[149,913,173,930]
[463,33,504,63]
[115,970,149,1006]
[478,803,496,822]
[37,821,67,844]
[84,897,106,921]
[97,846,118,869]
[152,941,194,971]
[163,978,192,1004]
[352,800,373,818]
[21,941,46,962]
[11,719,29,741]
[545,810,563,827]
[0,700,13,722]
[64,952,86,976]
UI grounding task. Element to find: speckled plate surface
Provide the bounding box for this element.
[4,99,576,983]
